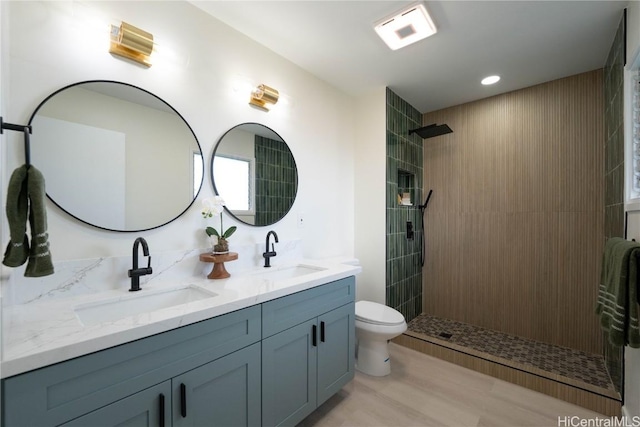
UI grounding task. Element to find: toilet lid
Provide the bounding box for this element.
[355,301,406,326]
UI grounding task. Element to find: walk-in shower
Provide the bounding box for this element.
[403,88,619,415]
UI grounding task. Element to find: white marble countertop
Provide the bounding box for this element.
[1,259,360,379]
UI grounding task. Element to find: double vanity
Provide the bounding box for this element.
[1,79,346,426]
[1,260,360,426]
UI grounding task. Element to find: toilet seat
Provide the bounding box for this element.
[355,301,405,326]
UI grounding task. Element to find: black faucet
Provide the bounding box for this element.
[263,231,279,268]
[128,237,152,291]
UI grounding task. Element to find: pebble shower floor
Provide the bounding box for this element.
[407,314,616,394]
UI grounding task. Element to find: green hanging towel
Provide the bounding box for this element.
[596,237,640,348]
[3,165,29,267]
[25,166,53,277]
[2,165,53,277]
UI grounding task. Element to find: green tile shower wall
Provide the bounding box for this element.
[603,13,625,396]
[254,136,297,225]
[386,88,423,322]
[604,16,625,240]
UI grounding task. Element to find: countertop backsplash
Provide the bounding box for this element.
[2,239,303,307]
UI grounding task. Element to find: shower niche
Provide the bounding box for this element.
[397,169,419,241]
[397,169,417,207]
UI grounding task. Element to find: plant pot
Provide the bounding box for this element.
[213,237,229,254]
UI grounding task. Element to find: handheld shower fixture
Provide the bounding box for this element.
[419,189,433,214]
[418,189,433,267]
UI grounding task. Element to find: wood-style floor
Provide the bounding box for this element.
[299,344,605,427]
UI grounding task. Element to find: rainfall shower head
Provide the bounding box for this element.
[408,123,453,139]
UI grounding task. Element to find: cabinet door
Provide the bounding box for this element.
[172,342,261,427]
[317,303,355,405]
[262,319,317,427]
[61,381,171,427]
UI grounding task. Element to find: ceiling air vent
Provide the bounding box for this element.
[374,3,437,50]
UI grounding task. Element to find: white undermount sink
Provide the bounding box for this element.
[74,286,217,326]
[253,264,327,281]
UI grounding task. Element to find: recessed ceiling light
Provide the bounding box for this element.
[481,75,501,85]
[374,3,437,51]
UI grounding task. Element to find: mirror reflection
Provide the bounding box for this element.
[212,123,297,226]
[29,81,203,231]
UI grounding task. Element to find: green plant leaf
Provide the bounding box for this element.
[222,226,237,239]
[206,227,219,237]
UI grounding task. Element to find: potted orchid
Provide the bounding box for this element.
[202,196,237,253]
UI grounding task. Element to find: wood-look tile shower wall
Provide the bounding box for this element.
[422,70,604,354]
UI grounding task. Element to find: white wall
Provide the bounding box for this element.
[625,0,640,419]
[1,1,356,266]
[36,116,127,229]
[628,3,640,66]
[354,88,386,303]
[0,0,6,377]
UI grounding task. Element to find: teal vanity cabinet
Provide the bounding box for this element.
[2,306,261,427]
[261,276,356,427]
[1,276,356,427]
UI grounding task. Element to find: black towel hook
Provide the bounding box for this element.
[1,116,32,166]
[23,127,31,167]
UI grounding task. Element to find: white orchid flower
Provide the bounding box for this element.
[201,196,236,240]
[201,197,225,217]
[201,198,214,217]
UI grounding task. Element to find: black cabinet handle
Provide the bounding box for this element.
[159,394,165,427]
[320,321,325,343]
[180,383,187,418]
[312,324,317,347]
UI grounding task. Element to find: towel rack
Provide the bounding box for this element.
[0,116,32,166]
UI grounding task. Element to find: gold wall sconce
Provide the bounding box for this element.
[249,84,279,111]
[109,22,154,67]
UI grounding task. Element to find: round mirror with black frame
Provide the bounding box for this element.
[28,80,204,232]
[211,123,298,226]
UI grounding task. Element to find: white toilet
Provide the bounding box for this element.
[355,300,407,376]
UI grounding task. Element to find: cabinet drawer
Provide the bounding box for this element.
[60,381,171,427]
[2,305,261,427]
[262,276,355,338]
